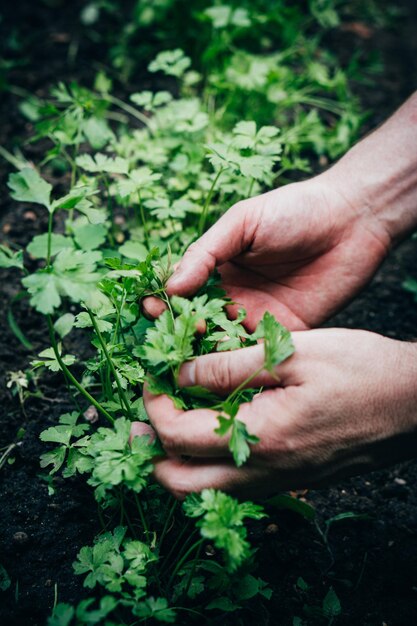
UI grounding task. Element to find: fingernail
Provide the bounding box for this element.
[179,360,196,387]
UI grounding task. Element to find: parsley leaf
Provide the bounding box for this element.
[262,311,295,376]
[8,167,52,211]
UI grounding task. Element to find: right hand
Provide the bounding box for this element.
[146,173,391,331]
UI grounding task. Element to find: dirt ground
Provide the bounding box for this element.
[1,1,417,624]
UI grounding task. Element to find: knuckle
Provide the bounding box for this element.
[157,423,181,455]
[197,354,233,393]
[160,474,195,501]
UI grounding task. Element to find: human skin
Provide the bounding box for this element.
[133,92,417,497]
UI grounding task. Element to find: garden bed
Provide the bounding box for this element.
[1,2,417,625]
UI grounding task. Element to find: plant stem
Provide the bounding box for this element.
[226,365,264,403]
[103,94,152,128]
[0,444,17,471]
[87,309,133,419]
[198,167,223,236]
[138,190,150,249]
[46,211,54,269]
[47,316,114,424]
[0,145,27,170]
[134,492,149,537]
[160,521,194,575]
[159,497,178,549]
[183,541,203,597]
[167,538,205,590]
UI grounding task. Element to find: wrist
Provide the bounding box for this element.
[383,340,417,461]
[320,92,417,246]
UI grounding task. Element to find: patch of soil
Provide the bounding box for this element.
[1,2,417,625]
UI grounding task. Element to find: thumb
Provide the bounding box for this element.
[166,201,256,297]
[178,341,299,396]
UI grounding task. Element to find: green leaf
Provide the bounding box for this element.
[76,153,129,175]
[40,447,67,474]
[23,249,102,314]
[267,494,316,521]
[229,419,259,467]
[54,313,75,338]
[82,116,115,150]
[8,167,52,210]
[133,597,176,623]
[0,245,24,270]
[119,241,148,261]
[262,311,295,375]
[75,596,118,624]
[0,563,11,591]
[27,234,74,259]
[403,277,417,300]
[148,49,191,78]
[297,577,309,591]
[325,511,371,529]
[322,587,341,618]
[183,489,265,572]
[47,603,75,626]
[32,346,76,372]
[71,221,107,251]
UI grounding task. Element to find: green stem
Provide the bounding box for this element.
[167,538,205,590]
[103,94,152,128]
[160,521,194,575]
[247,177,255,198]
[111,289,126,347]
[0,444,17,471]
[87,309,133,418]
[47,316,114,424]
[103,177,115,246]
[138,190,150,249]
[198,167,224,236]
[134,493,149,537]
[159,497,178,549]
[226,365,264,404]
[0,145,27,170]
[183,541,203,597]
[46,211,54,269]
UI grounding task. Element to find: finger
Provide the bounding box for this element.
[166,200,258,297]
[178,339,300,395]
[144,383,295,459]
[153,456,269,500]
[129,421,156,445]
[143,386,230,456]
[142,296,168,320]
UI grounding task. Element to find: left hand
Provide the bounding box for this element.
[131,329,417,499]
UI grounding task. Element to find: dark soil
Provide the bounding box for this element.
[1,2,417,625]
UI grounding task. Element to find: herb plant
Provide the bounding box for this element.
[0,1,377,622]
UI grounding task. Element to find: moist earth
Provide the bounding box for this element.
[1,1,417,624]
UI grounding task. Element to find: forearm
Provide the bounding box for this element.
[322,91,417,245]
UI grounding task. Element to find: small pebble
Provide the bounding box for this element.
[84,405,99,424]
[13,531,29,545]
[23,210,37,221]
[265,523,279,535]
[394,478,406,485]
[205,545,215,556]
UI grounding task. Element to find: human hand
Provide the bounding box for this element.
[144,175,390,331]
[131,330,417,499]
